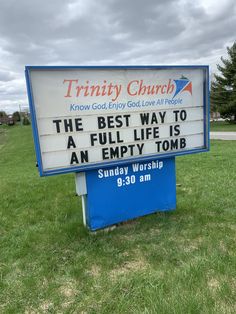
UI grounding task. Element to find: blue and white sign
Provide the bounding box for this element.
[85,158,176,230]
[25,66,209,177]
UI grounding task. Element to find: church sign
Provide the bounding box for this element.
[25,66,209,177]
[26,66,209,231]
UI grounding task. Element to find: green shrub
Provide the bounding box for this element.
[22,116,30,125]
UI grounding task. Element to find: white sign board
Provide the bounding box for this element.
[25,66,209,176]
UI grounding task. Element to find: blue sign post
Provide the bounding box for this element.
[75,158,176,231]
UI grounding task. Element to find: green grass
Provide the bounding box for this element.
[0,125,236,313]
[210,121,236,132]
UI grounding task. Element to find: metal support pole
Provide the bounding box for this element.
[75,172,87,227]
[81,195,87,226]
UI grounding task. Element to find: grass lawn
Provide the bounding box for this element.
[210,121,236,132]
[0,125,236,313]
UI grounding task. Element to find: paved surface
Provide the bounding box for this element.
[210,132,236,140]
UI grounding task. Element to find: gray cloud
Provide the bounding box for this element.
[0,0,235,113]
[0,70,14,82]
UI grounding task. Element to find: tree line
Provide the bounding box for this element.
[0,111,30,125]
[211,42,236,122]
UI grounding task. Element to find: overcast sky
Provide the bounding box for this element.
[0,0,235,113]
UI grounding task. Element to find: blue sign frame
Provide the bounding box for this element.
[25,65,210,177]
